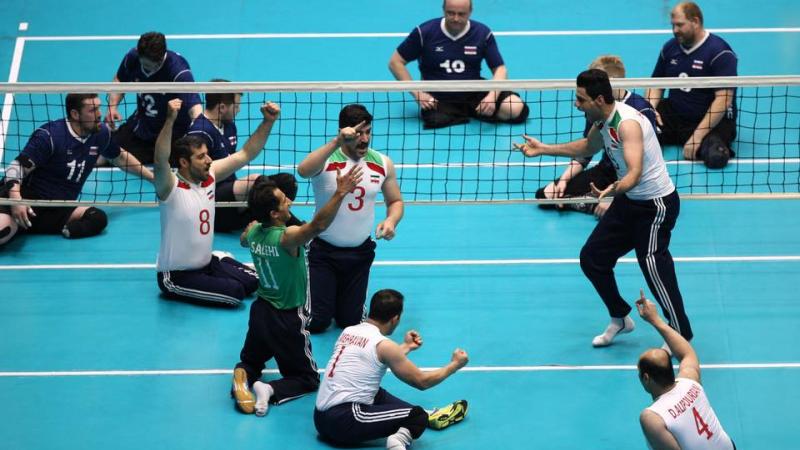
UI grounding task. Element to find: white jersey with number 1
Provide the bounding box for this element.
[647,378,734,450]
[156,170,216,272]
[311,147,387,247]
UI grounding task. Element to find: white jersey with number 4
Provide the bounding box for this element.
[311,147,387,247]
[316,322,388,411]
[647,378,734,450]
[156,170,216,272]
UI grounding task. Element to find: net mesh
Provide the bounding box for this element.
[1,77,798,207]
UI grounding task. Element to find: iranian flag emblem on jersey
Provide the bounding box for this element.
[608,127,620,144]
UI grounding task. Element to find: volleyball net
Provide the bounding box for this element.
[1,76,798,207]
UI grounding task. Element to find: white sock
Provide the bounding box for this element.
[592,316,635,347]
[386,427,412,449]
[253,381,274,417]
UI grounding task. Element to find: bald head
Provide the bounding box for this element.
[443,0,472,35]
[443,0,472,11]
[673,2,704,26]
[638,348,675,388]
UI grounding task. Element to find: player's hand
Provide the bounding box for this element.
[375,220,396,241]
[683,137,701,160]
[166,98,182,121]
[261,102,281,122]
[335,165,363,195]
[404,330,423,351]
[337,120,366,146]
[590,181,617,200]
[11,204,35,230]
[104,107,121,130]
[476,91,497,117]
[414,91,437,111]
[635,290,661,324]
[451,348,469,369]
[593,199,611,219]
[513,134,546,158]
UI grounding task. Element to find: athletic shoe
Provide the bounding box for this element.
[428,400,468,430]
[592,316,635,347]
[232,367,255,414]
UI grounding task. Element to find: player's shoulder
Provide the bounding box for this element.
[188,113,212,131]
[417,18,442,34]
[165,50,193,71]
[704,33,736,56]
[468,19,492,36]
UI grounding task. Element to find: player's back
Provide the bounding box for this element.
[647,378,734,450]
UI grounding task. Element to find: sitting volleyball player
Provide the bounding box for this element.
[0,93,153,246]
[314,289,469,450]
[153,98,279,307]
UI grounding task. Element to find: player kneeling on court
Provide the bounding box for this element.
[154,99,279,307]
[0,93,153,246]
[231,164,362,416]
[314,289,469,450]
[636,290,736,450]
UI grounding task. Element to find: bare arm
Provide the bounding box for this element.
[279,165,363,250]
[591,120,642,199]
[5,158,36,229]
[645,88,665,128]
[297,121,366,178]
[388,50,436,110]
[514,128,602,159]
[105,76,123,130]
[153,99,181,201]
[375,157,404,240]
[377,340,468,391]
[684,89,734,159]
[111,150,154,182]
[636,293,701,383]
[640,410,681,450]
[187,103,202,121]
[240,220,257,248]
[211,102,280,181]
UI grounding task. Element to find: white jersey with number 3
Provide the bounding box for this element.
[311,148,387,247]
[647,378,734,450]
[316,322,388,411]
[156,170,216,272]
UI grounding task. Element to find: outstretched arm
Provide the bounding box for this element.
[388,50,436,110]
[153,99,181,201]
[636,291,700,383]
[111,150,154,182]
[211,102,280,181]
[378,340,468,391]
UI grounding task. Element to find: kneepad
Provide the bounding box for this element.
[63,207,108,239]
[505,103,530,124]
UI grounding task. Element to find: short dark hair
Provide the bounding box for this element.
[577,69,615,105]
[638,351,676,387]
[678,2,704,25]
[268,172,299,201]
[137,31,167,62]
[170,135,206,167]
[367,289,404,322]
[65,93,98,117]
[247,177,280,223]
[339,104,373,129]
[205,78,241,110]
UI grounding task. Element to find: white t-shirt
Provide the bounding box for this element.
[647,378,734,450]
[311,147,387,247]
[156,170,215,271]
[316,322,388,411]
[596,101,675,200]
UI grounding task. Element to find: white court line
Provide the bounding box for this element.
[2,362,799,378]
[1,255,800,271]
[18,27,800,41]
[0,35,26,162]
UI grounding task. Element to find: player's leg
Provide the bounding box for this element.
[632,191,693,341]
[307,239,340,333]
[334,238,376,329]
[256,303,319,415]
[216,252,259,296]
[421,98,472,129]
[579,196,638,346]
[156,261,245,307]
[698,117,737,169]
[233,299,275,413]
[561,162,618,214]
[62,206,108,239]
[315,394,427,446]
[493,91,529,123]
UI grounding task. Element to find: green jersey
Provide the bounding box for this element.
[246,224,308,310]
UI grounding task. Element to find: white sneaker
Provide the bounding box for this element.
[386,427,412,449]
[253,381,272,417]
[212,250,234,261]
[592,316,635,347]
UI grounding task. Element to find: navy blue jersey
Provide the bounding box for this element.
[651,32,737,121]
[397,18,504,101]
[116,49,202,141]
[186,114,239,183]
[21,119,121,200]
[579,91,657,167]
